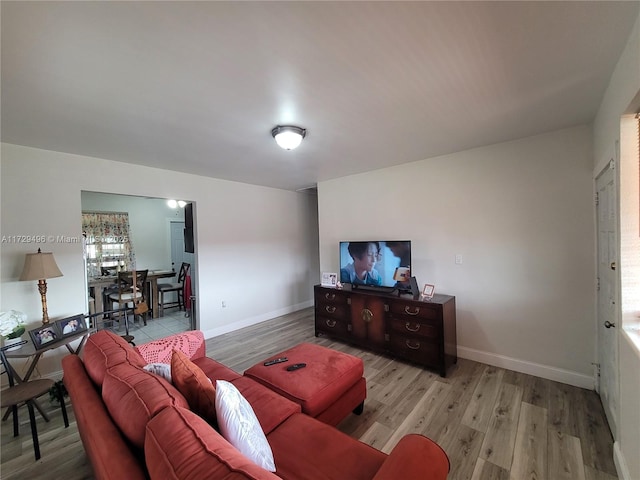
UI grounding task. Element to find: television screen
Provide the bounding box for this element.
[339,241,412,290]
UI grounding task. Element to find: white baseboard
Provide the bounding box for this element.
[457,346,594,389]
[203,300,313,339]
[614,441,631,480]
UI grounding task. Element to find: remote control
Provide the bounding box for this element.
[263,357,288,366]
[286,363,307,371]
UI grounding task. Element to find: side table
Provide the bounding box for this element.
[2,329,90,421]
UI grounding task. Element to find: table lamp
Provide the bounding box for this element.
[19,248,63,325]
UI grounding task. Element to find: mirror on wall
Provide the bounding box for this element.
[81,191,196,340]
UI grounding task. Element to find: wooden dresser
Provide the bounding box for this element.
[314,285,457,376]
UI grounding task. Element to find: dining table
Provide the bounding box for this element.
[88,269,176,319]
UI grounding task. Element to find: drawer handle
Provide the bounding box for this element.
[325,319,336,328]
[406,339,421,350]
[404,306,420,316]
[405,322,420,332]
[362,308,373,323]
[325,305,336,314]
[325,293,336,300]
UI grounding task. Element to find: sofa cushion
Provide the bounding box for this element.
[102,362,189,449]
[230,376,300,435]
[136,330,206,363]
[145,406,281,480]
[215,380,276,472]
[267,413,386,480]
[171,349,217,425]
[193,356,242,383]
[83,330,146,387]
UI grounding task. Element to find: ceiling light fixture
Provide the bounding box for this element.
[167,200,187,209]
[271,125,306,150]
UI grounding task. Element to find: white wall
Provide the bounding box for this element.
[81,191,184,271]
[593,10,640,480]
[0,144,318,376]
[318,125,595,387]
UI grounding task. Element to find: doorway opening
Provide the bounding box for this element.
[81,191,197,343]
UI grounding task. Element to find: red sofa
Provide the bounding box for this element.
[62,330,449,480]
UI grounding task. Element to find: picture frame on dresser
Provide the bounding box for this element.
[422,284,435,299]
[321,272,338,288]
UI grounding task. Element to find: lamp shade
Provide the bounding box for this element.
[19,250,63,281]
[271,125,306,150]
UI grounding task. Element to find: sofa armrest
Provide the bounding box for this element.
[135,330,206,363]
[372,434,449,480]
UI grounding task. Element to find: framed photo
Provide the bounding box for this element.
[55,314,87,338]
[422,284,435,300]
[321,272,338,288]
[28,324,61,349]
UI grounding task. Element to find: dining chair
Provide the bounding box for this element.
[108,269,149,327]
[0,341,69,460]
[85,307,136,345]
[158,262,190,316]
[98,266,119,318]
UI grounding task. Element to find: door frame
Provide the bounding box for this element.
[594,158,620,439]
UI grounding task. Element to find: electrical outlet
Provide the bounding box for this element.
[455,254,463,265]
[221,301,227,308]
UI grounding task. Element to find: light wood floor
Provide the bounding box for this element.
[1,308,617,480]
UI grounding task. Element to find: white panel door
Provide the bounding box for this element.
[169,221,195,308]
[170,221,194,270]
[596,163,618,438]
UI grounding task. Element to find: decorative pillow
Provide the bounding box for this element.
[144,362,172,383]
[171,349,217,425]
[215,380,276,472]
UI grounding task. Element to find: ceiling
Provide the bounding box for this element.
[2,1,638,192]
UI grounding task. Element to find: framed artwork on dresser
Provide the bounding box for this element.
[422,284,435,300]
[321,272,338,288]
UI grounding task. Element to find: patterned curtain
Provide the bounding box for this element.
[82,212,136,277]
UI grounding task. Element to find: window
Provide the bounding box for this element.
[82,212,135,277]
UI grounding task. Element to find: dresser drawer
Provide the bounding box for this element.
[315,316,351,338]
[317,289,350,305]
[388,334,440,367]
[315,302,350,321]
[387,302,438,321]
[388,317,440,340]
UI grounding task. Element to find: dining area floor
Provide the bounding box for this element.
[101,308,192,344]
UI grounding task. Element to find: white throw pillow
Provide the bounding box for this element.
[215,380,276,472]
[143,363,172,383]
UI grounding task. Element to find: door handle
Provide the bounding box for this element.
[610,262,616,271]
[362,309,373,323]
[604,321,616,329]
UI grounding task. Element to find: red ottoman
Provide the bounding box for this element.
[244,342,366,426]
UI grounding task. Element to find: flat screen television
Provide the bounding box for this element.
[339,240,412,291]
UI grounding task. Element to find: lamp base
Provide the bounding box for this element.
[38,279,50,325]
